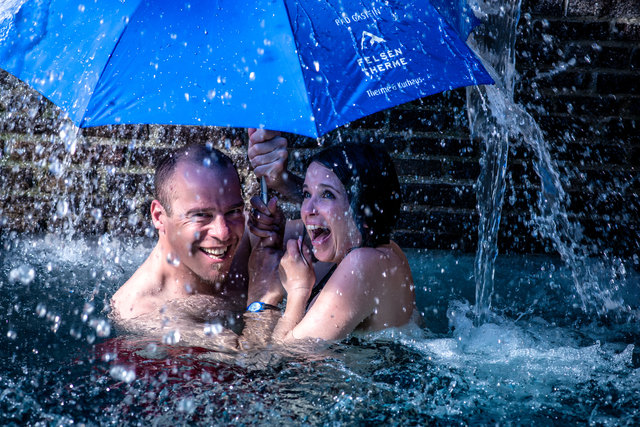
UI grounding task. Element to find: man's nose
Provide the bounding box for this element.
[206,215,231,241]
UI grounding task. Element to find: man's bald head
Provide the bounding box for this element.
[154,144,239,215]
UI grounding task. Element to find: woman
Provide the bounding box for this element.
[271,143,416,342]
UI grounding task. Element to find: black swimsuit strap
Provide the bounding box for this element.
[305,246,359,310]
[306,263,337,310]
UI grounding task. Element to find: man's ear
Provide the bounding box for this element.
[151,200,167,233]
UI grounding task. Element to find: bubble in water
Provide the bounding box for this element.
[177,397,196,414]
[109,365,136,383]
[82,302,94,322]
[9,264,35,285]
[92,319,111,337]
[204,322,223,336]
[7,329,17,340]
[51,317,61,333]
[35,303,47,317]
[201,371,213,384]
[101,352,117,362]
[70,326,82,339]
[163,330,181,345]
[145,342,159,355]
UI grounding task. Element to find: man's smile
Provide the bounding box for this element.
[199,245,232,260]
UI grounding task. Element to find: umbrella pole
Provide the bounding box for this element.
[261,176,268,204]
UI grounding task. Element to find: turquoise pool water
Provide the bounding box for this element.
[1,234,639,425]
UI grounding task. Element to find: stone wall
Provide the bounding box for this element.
[0,0,638,256]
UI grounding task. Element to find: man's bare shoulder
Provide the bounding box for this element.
[111,251,166,320]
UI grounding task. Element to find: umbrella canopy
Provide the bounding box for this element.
[0,0,492,138]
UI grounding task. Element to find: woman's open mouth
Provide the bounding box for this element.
[306,224,331,246]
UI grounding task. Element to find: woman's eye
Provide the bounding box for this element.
[227,208,243,216]
[302,190,311,199]
[322,190,335,199]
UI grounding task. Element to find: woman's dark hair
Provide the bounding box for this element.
[308,143,401,247]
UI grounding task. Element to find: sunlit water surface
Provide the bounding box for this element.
[1,234,639,425]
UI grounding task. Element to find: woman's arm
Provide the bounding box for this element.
[274,249,380,342]
[271,238,316,341]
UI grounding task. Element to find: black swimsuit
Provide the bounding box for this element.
[305,247,358,310]
[306,264,337,310]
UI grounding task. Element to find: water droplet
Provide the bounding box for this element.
[101,352,117,362]
[109,365,136,383]
[94,319,111,337]
[56,199,69,217]
[177,397,196,414]
[163,330,181,345]
[204,322,223,336]
[70,326,82,339]
[7,329,17,340]
[36,303,47,317]
[91,208,103,221]
[201,371,213,384]
[127,213,138,226]
[167,253,181,267]
[9,264,35,285]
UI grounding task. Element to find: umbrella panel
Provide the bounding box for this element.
[0,0,492,138]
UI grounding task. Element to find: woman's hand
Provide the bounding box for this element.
[248,195,285,250]
[279,237,315,300]
[271,237,315,342]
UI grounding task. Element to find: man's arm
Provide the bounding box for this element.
[247,128,303,203]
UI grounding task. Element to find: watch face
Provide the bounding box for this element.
[247,302,263,312]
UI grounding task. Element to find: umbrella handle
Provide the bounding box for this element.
[260,176,268,205]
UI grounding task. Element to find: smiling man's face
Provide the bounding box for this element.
[159,160,245,284]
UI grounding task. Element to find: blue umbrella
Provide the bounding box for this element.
[0,0,492,139]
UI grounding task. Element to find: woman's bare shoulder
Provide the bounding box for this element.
[343,242,409,268]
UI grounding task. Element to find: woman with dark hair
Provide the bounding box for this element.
[268,143,416,342]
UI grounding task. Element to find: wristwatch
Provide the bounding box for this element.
[246,301,280,312]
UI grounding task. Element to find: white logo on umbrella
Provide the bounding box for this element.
[361,31,386,49]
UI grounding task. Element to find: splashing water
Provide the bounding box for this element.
[467,0,522,324]
[467,0,631,323]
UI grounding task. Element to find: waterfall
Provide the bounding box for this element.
[467,0,627,323]
[467,0,522,324]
